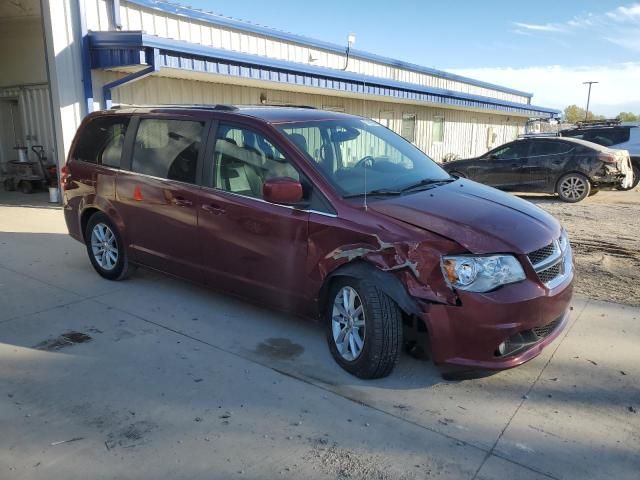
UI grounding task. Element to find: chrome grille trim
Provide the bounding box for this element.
[528,237,573,288]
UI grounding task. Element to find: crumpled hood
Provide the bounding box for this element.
[369,179,561,254]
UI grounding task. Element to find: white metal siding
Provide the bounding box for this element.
[0,85,56,163]
[86,0,530,105]
[94,71,525,161]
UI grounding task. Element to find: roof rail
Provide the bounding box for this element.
[110,103,239,111]
[574,118,621,128]
[518,132,560,138]
[236,104,317,109]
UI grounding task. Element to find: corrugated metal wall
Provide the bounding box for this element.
[85,0,530,105]
[94,71,525,161]
[0,84,56,163]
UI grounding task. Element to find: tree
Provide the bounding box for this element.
[617,112,639,122]
[563,105,604,124]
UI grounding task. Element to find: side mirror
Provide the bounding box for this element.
[263,177,304,205]
[489,153,498,160]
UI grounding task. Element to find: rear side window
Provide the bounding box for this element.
[74,116,130,167]
[132,119,204,184]
[565,128,630,146]
[530,141,573,156]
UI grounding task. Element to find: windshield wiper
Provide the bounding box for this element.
[343,189,402,198]
[400,177,455,193]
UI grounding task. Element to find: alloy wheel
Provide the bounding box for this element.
[560,175,587,201]
[331,286,366,361]
[90,223,119,271]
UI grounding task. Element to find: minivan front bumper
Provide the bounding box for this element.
[420,275,573,370]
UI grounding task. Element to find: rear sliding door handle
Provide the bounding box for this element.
[202,203,226,215]
[171,197,193,207]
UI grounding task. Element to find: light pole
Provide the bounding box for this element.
[583,81,599,121]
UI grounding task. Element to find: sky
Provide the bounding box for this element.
[185,0,640,116]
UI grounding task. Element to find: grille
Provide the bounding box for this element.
[537,262,563,284]
[528,242,556,266]
[532,318,562,338]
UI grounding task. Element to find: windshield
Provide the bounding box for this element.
[276,117,451,197]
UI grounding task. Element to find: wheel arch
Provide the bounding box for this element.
[79,202,127,245]
[317,260,422,318]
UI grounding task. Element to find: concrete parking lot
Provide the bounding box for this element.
[1,193,639,480]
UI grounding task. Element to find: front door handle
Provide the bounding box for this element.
[171,197,193,207]
[202,203,226,215]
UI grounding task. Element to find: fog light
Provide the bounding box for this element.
[497,341,507,356]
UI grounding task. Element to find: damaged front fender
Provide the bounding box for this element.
[312,232,461,315]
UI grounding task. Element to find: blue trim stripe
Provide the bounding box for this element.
[88,32,559,117]
[127,0,534,99]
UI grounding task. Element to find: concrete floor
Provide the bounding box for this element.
[1,195,639,480]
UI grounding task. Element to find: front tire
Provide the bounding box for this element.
[326,278,402,379]
[557,173,590,202]
[85,212,133,281]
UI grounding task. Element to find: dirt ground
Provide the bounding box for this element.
[524,188,640,306]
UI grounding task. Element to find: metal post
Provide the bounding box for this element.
[583,81,598,121]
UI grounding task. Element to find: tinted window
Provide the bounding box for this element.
[74,116,130,167]
[491,141,529,160]
[132,119,204,183]
[212,124,299,199]
[530,141,573,156]
[564,128,630,146]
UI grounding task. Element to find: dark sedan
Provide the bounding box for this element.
[442,137,634,202]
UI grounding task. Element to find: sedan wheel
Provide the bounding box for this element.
[557,173,590,202]
[331,286,366,361]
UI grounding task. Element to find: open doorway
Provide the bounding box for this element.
[0,0,56,205]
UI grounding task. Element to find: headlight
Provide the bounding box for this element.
[441,255,526,293]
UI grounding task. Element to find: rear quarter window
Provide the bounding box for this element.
[73,116,130,167]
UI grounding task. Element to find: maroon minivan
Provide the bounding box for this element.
[63,105,574,379]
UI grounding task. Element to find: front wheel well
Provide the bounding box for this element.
[318,261,422,319]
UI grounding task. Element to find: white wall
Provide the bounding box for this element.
[41,0,86,168]
[0,18,47,88]
[94,71,525,161]
[85,0,531,105]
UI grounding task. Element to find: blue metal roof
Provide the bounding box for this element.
[128,0,534,99]
[89,31,559,117]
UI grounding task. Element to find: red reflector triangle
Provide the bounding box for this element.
[133,185,143,201]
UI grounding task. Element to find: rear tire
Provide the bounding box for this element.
[557,173,590,202]
[326,277,402,379]
[85,212,134,281]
